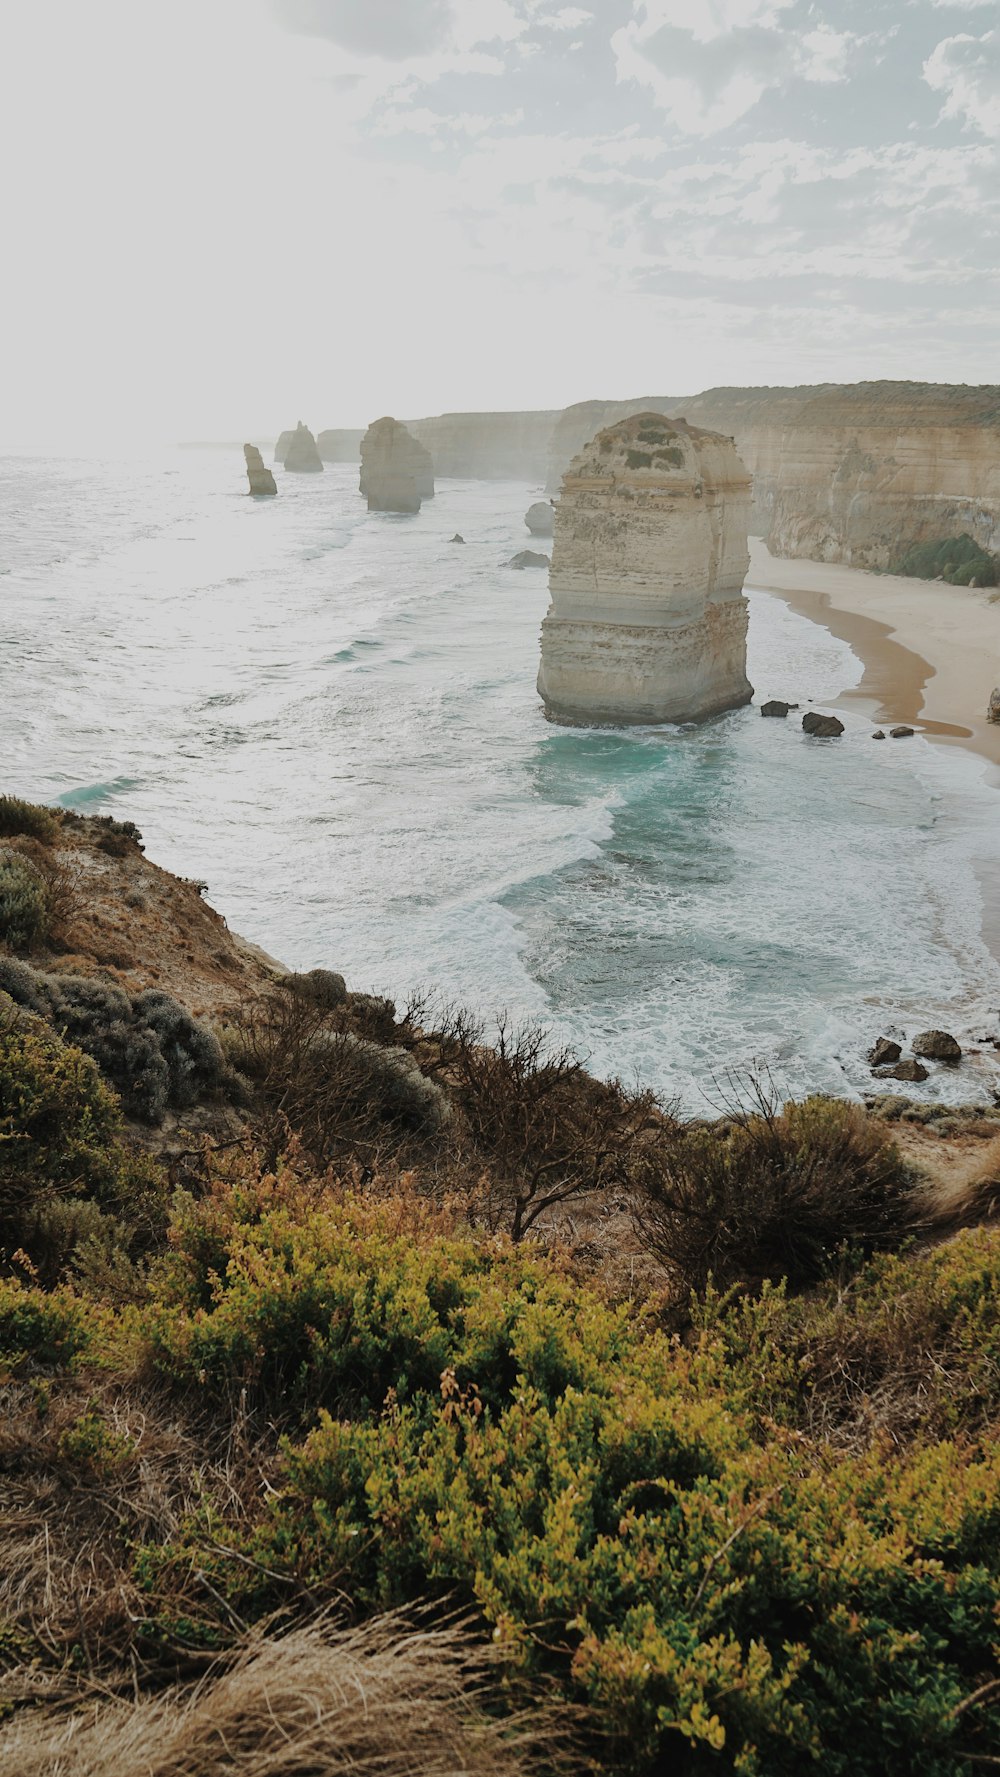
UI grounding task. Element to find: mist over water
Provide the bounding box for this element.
[4,449,1000,1112]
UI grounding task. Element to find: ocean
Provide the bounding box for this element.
[3,447,1000,1112]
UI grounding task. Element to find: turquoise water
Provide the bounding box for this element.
[3,448,1000,1110]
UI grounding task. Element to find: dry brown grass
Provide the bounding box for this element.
[0,1612,560,1777]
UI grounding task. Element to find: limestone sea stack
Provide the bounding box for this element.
[537,414,753,726]
[244,444,277,496]
[359,417,434,513]
[283,422,324,473]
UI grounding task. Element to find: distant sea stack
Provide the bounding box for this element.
[282,422,324,473]
[359,417,434,513]
[243,444,277,496]
[537,414,753,727]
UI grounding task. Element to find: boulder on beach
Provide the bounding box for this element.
[510,550,550,569]
[872,730,886,740]
[283,422,324,473]
[912,1029,962,1061]
[890,725,914,739]
[869,1037,902,1067]
[989,688,1000,724]
[525,501,555,537]
[802,712,844,737]
[243,444,277,496]
[890,1058,929,1082]
[761,700,794,718]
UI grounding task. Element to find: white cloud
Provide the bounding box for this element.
[924,30,1000,137]
[633,0,796,45]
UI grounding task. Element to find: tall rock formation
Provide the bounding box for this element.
[282,422,324,473]
[537,414,753,726]
[359,417,434,512]
[544,396,683,496]
[316,428,365,463]
[525,501,555,537]
[243,443,277,496]
[274,430,293,464]
[407,411,559,479]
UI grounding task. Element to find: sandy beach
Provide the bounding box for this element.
[748,539,1000,777]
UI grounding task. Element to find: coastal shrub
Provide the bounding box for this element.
[0,850,50,952]
[894,533,1000,587]
[632,1094,914,1297]
[280,967,348,1011]
[0,961,225,1123]
[0,795,59,843]
[0,1029,167,1275]
[0,1277,93,1366]
[144,1179,1000,1774]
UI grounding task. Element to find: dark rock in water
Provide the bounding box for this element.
[869,1037,902,1067]
[890,725,914,738]
[890,1058,929,1082]
[912,1029,962,1061]
[509,550,550,569]
[451,533,465,544]
[525,501,555,537]
[761,700,792,717]
[802,711,844,737]
[284,421,324,473]
[243,444,276,496]
[872,730,886,740]
[989,687,1000,724]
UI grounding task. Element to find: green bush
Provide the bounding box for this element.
[0,1277,92,1366]
[139,1179,1000,1774]
[0,850,50,952]
[633,1095,914,1297]
[0,1029,167,1275]
[894,534,1000,587]
[0,795,59,843]
[0,960,225,1123]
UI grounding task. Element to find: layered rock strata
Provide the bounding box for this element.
[544,396,683,497]
[243,444,277,496]
[359,417,433,512]
[538,415,753,726]
[283,422,324,472]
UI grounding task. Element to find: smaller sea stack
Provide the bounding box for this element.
[244,444,277,496]
[360,417,434,513]
[283,422,324,473]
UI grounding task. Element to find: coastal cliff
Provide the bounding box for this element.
[407,410,559,479]
[537,413,752,726]
[316,427,365,463]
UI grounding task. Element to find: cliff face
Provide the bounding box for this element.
[359,416,433,512]
[407,411,559,480]
[537,414,752,727]
[283,422,324,473]
[317,428,364,463]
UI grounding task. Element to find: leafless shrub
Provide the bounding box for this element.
[0,1612,560,1777]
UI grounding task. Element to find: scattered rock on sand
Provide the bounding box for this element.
[872,730,885,740]
[509,550,550,569]
[890,1058,929,1082]
[989,688,1000,724]
[869,1037,902,1067]
[912,1029,962,1061]
[890,725,914,738]
[802,712,844,737]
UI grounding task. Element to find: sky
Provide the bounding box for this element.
[0,0,997,448]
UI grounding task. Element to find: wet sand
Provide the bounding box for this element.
[747,540,1000,778]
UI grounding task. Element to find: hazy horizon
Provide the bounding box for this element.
[1,0,997,454]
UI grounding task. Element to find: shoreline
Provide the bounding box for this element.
[747,539,1000,778]
[747,539,1000,966]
